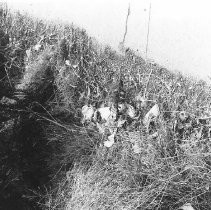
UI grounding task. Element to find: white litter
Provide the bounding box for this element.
[96,122,105,134]
[143,104,160,126]
[104,133,115,147]
[126,104,136,119]
[135,94,147,108]
[65,60,71,66]
[179,203,195,210]
[81,105,95,123]
[117,118,126,128]
[94,106,117,136]
[25,48,31,58]
[72,64,78,68]
[94,107,117,123]
[34,44,42,51]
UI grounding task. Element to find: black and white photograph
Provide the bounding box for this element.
[0,0,211,209]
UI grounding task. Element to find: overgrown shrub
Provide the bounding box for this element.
[46,127,211,210]
[1,3,211,210]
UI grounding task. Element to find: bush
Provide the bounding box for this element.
[1,3,211,210]
[49,128,211,210]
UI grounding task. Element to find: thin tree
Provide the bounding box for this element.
[122,3,130,44]
[145,2,152,60]
[119,3,131,52]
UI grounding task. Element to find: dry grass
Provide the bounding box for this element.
[45,125,211,210]
[1,3,211,210]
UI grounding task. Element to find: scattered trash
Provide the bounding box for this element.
[93,106,118,139]
[135,93,147,108]
[25,48,31,58]
[65,60,78,68]
[104,133,115,147]
[81,100,160,148]
[65,60,71,66]
[117,117,126,128]
[179,203,195,210]
[72,64,78,68]
[96,122,105,134]
[81,105,95,123]
[94,106,117,124]
[126,104,136,119]
[143,104,160,127]
[80,88,211,149]
[34,44,42,51]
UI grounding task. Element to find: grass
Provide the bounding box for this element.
[45,125,211,210]
[1,2,211,210]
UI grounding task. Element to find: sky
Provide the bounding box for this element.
[3,0,211,81]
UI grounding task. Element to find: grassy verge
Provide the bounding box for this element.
[1,3,211,210]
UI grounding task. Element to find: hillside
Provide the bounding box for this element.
[0,3,211,210]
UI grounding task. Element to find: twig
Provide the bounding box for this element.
[122,3,131,44]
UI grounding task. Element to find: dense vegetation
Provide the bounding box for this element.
[0,3,211,210]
